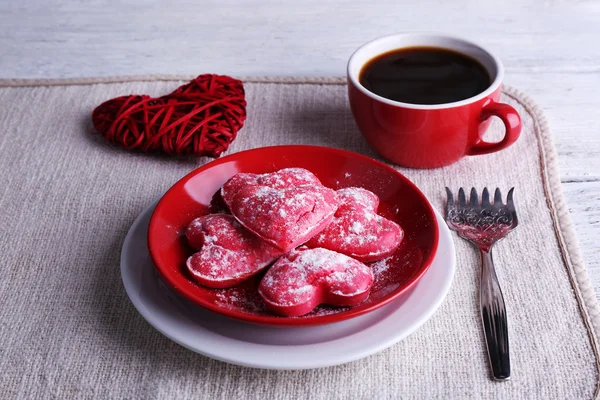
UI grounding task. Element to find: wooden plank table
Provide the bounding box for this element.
[1,0,598,296]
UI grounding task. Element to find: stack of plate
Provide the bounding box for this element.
[121,146,456,369]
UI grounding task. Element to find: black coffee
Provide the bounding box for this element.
[359,47,491,105]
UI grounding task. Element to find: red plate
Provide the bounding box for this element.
[148,146,439,326]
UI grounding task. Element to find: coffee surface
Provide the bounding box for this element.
[359,47,491,105]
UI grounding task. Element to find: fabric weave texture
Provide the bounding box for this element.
[0,78,597,399]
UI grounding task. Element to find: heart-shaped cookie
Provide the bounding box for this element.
[221,168,339,252]
[306,187,403,262]
[221,168,323,205]
[92,74,246,157]
[185,214,282,288]
[258,247,374,317]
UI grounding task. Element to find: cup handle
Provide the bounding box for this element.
[468,102,522,155]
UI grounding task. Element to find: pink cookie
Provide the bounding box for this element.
[306,187,403,262]
[185,214,282,288]
[221,168,339,252]
[222,168,322,204]
[258,247,374,317]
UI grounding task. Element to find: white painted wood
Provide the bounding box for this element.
[563,182,600,293]
[0,0,598,296]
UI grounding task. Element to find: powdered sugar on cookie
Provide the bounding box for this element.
[221,168,339,252]
[182,169,408,318]
[307,187,403,262]
[258,247,374,317]
[185,214,282,288]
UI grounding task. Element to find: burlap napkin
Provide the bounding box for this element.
[0,77,597,399]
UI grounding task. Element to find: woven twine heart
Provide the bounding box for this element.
[92,74,246,157]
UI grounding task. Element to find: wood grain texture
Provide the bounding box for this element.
[0,0,598,296]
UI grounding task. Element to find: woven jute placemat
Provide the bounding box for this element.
[0,77,598,399]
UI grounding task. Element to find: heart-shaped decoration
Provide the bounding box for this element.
[306,187,403,262]
[258,247,374,317]
[92,75,246,157]
[185,214,282,288]
[221,168,339,252]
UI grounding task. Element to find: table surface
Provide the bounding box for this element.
[1,0,598,298]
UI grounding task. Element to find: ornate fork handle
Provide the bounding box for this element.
[479,247,510,381]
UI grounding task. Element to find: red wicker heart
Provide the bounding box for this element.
[92,75,246,157]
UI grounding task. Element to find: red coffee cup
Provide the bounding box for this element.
[347,34,521,168]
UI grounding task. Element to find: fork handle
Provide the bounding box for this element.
[480,248,510,381]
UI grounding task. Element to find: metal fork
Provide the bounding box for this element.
[445,187,518,381]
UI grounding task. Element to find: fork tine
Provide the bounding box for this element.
[458,187,466,205]
[507,187,516,212]
[470,188,478,205]
[445,187,454,206]
[482,187,491,207]
[494,188,503,205]
[506,188,515,206]
[507,187,518,226]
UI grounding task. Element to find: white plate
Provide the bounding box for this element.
[121,202,455,370]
